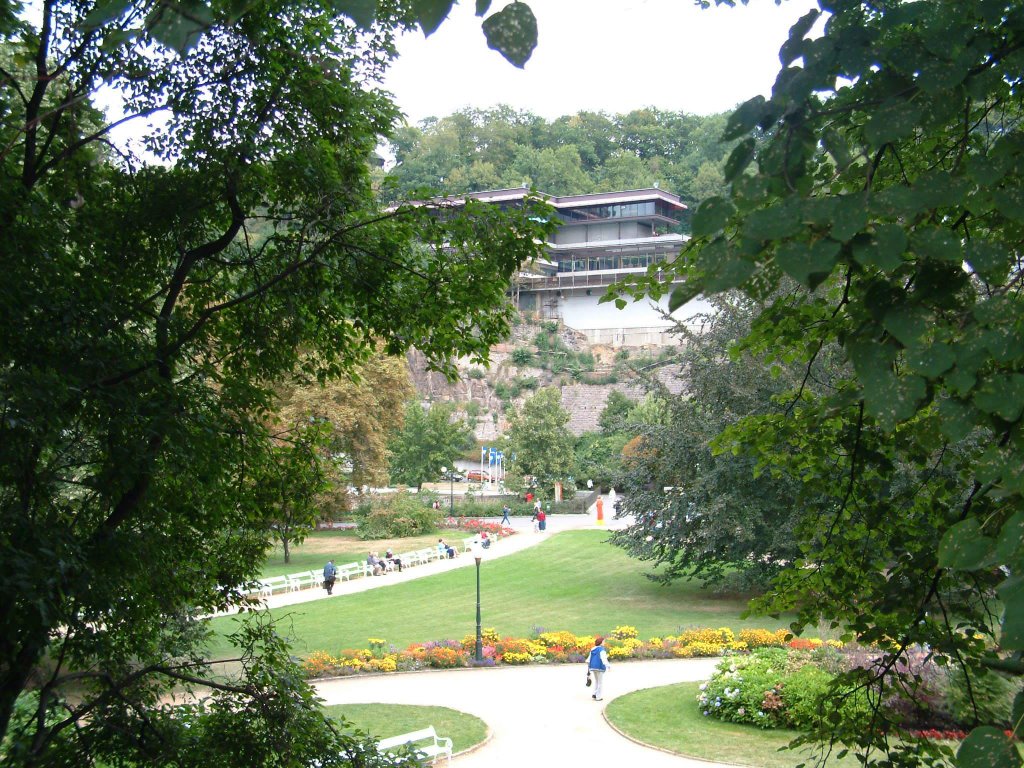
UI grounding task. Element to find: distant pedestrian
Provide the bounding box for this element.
[323,560,336,595]
[537,507,547,532]
[587,636,610,701]
[501,504,511,525]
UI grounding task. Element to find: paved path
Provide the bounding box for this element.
[250,505,629,613]
[315,658,744,767]
[234,501,749,765]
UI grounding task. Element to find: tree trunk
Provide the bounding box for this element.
[283,536,290,564]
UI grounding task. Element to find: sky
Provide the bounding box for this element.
[382,0,822,125]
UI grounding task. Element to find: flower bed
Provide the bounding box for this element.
[301,626,825,679]
[698,646,1022,742]
[442,517,515,537]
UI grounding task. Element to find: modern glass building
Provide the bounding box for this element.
[453,187,698,345]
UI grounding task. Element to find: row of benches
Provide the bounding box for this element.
[251,540,482,598]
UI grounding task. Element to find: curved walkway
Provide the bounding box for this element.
[315,658,744,767]
[253,505,628,612]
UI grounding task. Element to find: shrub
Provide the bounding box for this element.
[510,347,532,366]
[739,628,788,648]
[467,367,485,380]
[356,493,441,539]
[941,666,1019,728]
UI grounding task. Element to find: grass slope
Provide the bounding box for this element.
[325,703,487,753]
[205,530,787,660]
[606,682,863,768]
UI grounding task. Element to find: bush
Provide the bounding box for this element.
[941,666,1019,728]
[356,493,442,539]
[510,347,532,366]
[467,367,485,380]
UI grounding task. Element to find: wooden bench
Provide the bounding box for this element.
[378,726,453,765]
[258,576,290,597]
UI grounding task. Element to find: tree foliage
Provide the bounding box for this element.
[0,0,551,762]
[276,350,414,494]
[385,105,734,206]
[612,1,1024,765]
[612,294,837,590]
[504,387,575,496]
[387,400,475,488]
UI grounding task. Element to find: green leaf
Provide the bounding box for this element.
[1000,588,1024,650]
[992,187,1024,222]
[691,197,735,237]
[882,305,929,346]
[863,101,924,147]
[413,0,454,36]
[937,397,976,441]
[982,325,1024,364]
[849,339,925,429]
[668,282,701,313]
[475,0,491,15]
[703,246,755,293]
[83,0,130,28]
[829,194,867,242]
[775,239,840,289]
[743,203,801,242]
[996,513,1024,562]
[852,224,907,271]
[938,518,995,570]
[723,138,756,182]
[481,1,537,68]
[822,127,852,170]
[148,0,213,55]
[967,239,1010,282]
[905,341,955,377]
[912,228,962,262]
[956,726,1021,768]
[331,0,377,29]
[973,374,1024,421]
[723,96,766,141]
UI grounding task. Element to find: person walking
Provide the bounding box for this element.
[587,637,610,701]
[537,506,547,532]
[501,504,511,526]
[323,559,336,595]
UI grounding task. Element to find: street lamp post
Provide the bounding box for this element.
[441,466,454,514]
[474,547,484,662]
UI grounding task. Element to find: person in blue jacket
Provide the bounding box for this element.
[587,636,610,701]
[323,560,336,595]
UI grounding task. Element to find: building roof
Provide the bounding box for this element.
[452,186,688,211]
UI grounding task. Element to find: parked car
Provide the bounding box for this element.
[466,469,490,482]
[441,469,464,481]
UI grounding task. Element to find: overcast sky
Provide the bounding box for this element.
[383,0,821,125]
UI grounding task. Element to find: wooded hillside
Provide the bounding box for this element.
[383,106,737,208]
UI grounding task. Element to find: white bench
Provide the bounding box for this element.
[378,726,453,766]
[287,570,321,591]
[335,562,363,581]
[258,576,290,597]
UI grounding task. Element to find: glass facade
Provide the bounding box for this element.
[555,200,679,224]
[555,251,664,273]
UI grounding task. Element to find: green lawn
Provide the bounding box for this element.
[205,530,788,660]
[606,682,864,768]
[325,703,487,753]
[261,530,473,579]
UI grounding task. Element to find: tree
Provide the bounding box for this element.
[597,390,636,433]
[613,1,1024,764]
[258,423,332,564]
[0,0,550,762]
[388,401,475,488]
[504,387,575,496]
[275,350,414,496]
[610,294,837,590]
